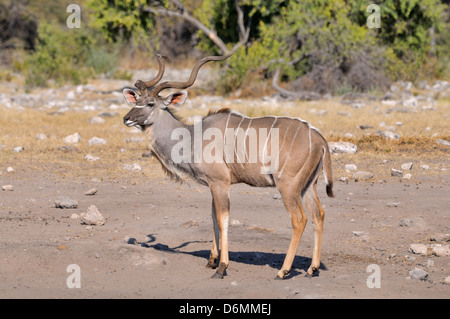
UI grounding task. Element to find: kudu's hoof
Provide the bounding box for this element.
[305,267,320,278]
[275,270,290,280]
[205,261,217,269]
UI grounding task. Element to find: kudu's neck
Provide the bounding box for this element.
[147,109,199,183]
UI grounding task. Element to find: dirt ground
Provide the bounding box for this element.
[0,160,448,299]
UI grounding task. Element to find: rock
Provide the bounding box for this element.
[85,154,100,161]
[409,244,428,255]
[328,142,357,154]
[420,165,430,170]
[2,185,14,191]
[402,97,418,108]
[14,146,24,153]
[35,133,48,140]
[88,137,107,145]
[88,116,106,124]
[80,205,105,226]
[272,193,282,199]
[401,162,413,170]
[352,171,374,181]
[409,268,429,281]
[382,131,400,140]
[391,169,403,177]
[436,139,450,147]
[399,218,414,227]
[444,277,450,285]
[431,244,450,257]
[55,196,78,209]
[6,167,14,173]
[359,124,373,130]
[84,188,98,196]
[125,137,145,143]
[70,214,79,219]
[64,132,81,144]
[344,164,357,171]
[124,163,142,171]
[403,173,412,179]
[352,231,366,237]
[387,202,401,207]
[339,177,349,183]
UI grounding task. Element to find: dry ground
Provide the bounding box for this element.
[0,82,449,299]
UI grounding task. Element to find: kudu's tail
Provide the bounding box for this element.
[323,145,334,198]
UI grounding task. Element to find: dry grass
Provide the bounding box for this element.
[0,97,449,183]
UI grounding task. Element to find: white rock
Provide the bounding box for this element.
[431,244,450,257]
[436,139,450,147]
[409,244,428,255]
[328,142,357,154]
[88,116,106,124]
[85,154,100,161]
[352,171,374,181]
[64,132,81,144]
[124,163,142,171]
[420,165,430,170]
[88,137,107,145]
[391,169,403,177]
[401,162,413,170]
[14,146,24,153]
[6,167,14,173]
[403,173,412,179]
[80,205,105,226]
[2,185,14,191]
[382,131,400,140]
[35,133,48,140]
[344,164,357,171]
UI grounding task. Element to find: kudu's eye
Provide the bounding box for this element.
[147,103,154,108]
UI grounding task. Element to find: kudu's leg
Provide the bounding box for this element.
[206,199,220,269]
[209,183,230,279]
[276,190,308,279]
[303,180,325,277]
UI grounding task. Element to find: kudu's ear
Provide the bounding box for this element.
[163,91,188,109]
[123,88,138,106]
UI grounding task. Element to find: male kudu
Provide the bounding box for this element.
[122,54,334,279]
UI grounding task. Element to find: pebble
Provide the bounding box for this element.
[401,162,413,170]
[55,196,78,209]
[352,171,374,181]
[328,142,357,154]
[391,169,403,177]
[409,244,427,255]
[272,193,282,199]
[431,244,450,257]
[344,164,357,171]
[436,139,450,147]
[14,146,24,153]
[409,268,429,281]
[35,133,48,140]
[85,154,100,161]
[420,165,430,170]
[80,205,105,226]
[6,167,14,173]
[88,137,107,145]
[64,132,81,144]
[123,163,142,171]
[2,185,14,191]
[387,202,401,207]
[84,188,98,196]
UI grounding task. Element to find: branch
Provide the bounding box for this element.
[272,66,321,101]
[144,2,230,55]
[232,0,252,52]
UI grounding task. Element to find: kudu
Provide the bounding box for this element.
[122,54,334,279]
